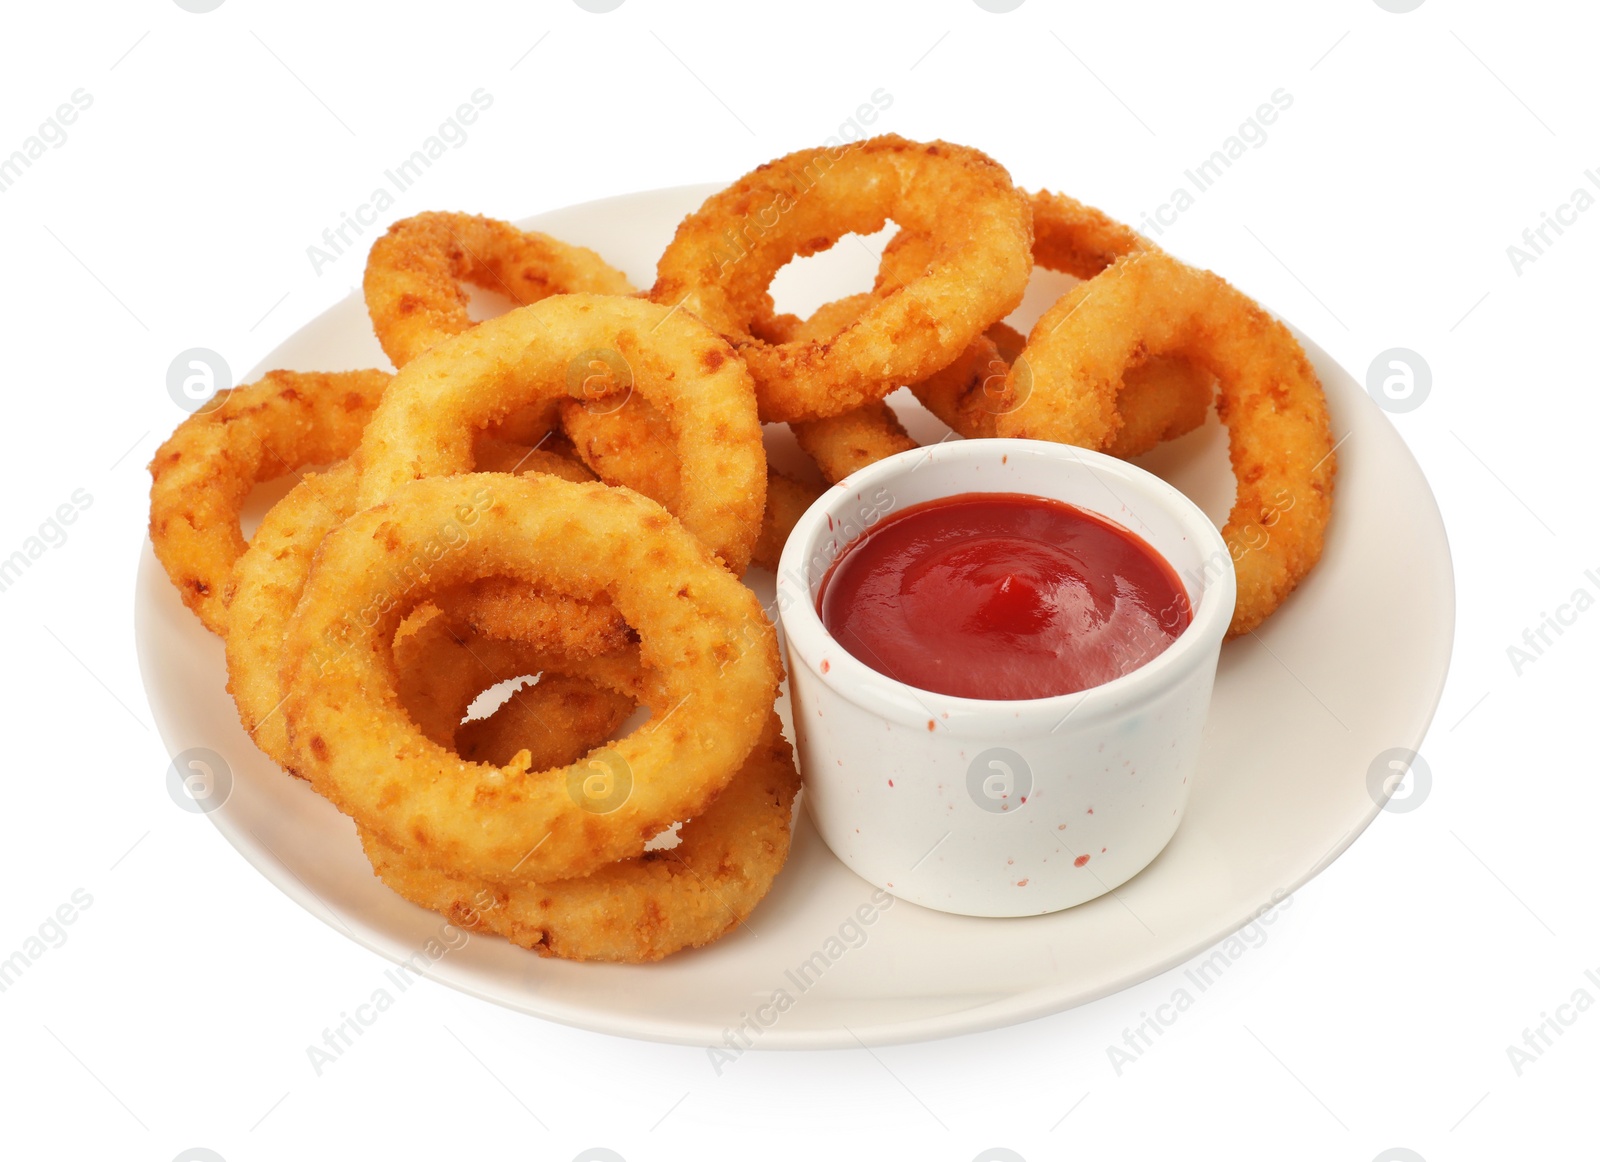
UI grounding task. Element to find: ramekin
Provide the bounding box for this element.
[775,437,1236,917]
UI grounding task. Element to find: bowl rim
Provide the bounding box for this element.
[774,436,1238,733]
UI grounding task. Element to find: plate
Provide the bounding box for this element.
[135,184,1454,1048]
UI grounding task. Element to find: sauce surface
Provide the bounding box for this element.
[817,492,1192,699]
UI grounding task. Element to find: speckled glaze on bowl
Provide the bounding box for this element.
[776,438,1237,917]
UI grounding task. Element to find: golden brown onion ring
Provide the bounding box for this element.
[224,461,623,772]
[367,618,799,963]
[995,250,1336,637]
[148,369,390,635]
[356,294,767,575]
[360,713,799,964]
[280,473,780,884]
[363,211,634,369]
[651,135,1033,423]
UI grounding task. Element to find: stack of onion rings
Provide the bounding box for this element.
[150,133,1336,967]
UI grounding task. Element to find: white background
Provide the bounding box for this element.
[1,0,1595,1159]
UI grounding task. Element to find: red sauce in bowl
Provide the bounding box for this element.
[817,493,1192,699]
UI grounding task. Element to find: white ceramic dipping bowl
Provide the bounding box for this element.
[775,438,1237,917]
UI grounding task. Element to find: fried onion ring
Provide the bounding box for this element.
[360,712,799,963]
[360,626,798,962]
[651,135,1033,423]
[995,249,1336,636]
[280,473,780,883]
[363,211,634,369]
[148,369,390,635]
[356,294,767,575]
[224,463,624,772]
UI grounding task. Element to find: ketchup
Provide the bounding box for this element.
[817,493,1191,699]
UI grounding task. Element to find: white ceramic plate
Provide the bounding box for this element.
[135,184,1454,1048]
